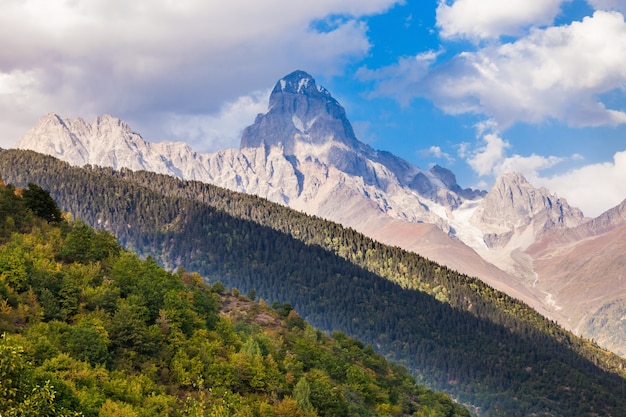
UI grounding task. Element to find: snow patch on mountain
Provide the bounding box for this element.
[447,201,488,251]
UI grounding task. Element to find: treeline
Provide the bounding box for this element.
[0,177,469,417]
[1,149,625,416]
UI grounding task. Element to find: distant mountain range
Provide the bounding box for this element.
[15,70,626,357]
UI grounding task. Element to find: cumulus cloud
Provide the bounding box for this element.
[533,150,626,217]
[465,132,565,178]
[461,130,625,217]
[438,10,626,128]
[425,145,455,163]
[366,11,626,129]
[0,0,400,148]
[436,0,565,40]
[496,154,566,179]
[358,4,626,217]
[466,133,510,176]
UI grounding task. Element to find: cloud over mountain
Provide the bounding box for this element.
[0,0,399,148]
[357,4,626,217]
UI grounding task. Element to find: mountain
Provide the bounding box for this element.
[2,149,626,417]
[14,70,625,357]
[467,172,586,278]
[471,172,585,247]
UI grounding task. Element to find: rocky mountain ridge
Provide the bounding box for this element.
[14,70,626,357]
[471,172,586,246]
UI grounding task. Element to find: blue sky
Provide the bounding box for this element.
[1,0,625,216]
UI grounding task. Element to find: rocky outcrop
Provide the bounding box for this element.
[470,172,586,248]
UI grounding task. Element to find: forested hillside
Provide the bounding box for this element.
[0,177,469,416]
[1,149,626,416]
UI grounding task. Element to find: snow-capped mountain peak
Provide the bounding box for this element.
[241,70,359,152]
[276,70,325,95]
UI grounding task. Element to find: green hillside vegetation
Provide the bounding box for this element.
[1,149,626,416]
[0,178,469,417]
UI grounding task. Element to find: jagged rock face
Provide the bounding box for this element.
[17,114,90,165]
[241,70,358,152]
[241,71,396,191]
[471,172,586,248]
[16,113,203,178]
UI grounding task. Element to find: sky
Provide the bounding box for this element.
[1,0,626,217]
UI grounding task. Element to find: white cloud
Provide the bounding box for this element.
[495,154,565,178]
[0,68,102,144]
[465,132,565,179]
[0,0,400,148]
[369,11,626,129]
[461,131,626,218]
[436,0,566,40]
[475,119,499,136]
[588,0,626,13]
[534,150,626,217]
[457,142,471,158]
[450,10,626,127]
[466,133,510,176]
[426,145,455,163]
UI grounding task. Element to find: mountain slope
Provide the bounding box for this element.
[2,148,626,417]
[525,199,626,356]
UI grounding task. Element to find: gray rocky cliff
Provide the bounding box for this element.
[471,172,586,248]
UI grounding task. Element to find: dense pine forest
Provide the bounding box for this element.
[0,177,470,416]
[1,149,626,416]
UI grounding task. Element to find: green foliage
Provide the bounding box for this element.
[22,182,63,223]
[0,179,29,242]
[293,377,314,412]
[0,241,29,293]
[0,176,469,417]
[0,334,82,416]
[60,220,119,263]
[66,317,110,365]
